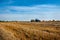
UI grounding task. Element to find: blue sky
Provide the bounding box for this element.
[0,0,60,21]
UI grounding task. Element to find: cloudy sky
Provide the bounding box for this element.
[0,0,60,21]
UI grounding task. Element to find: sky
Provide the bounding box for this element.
[0,0,60,21]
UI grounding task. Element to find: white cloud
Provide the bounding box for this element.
[0,4,60,21]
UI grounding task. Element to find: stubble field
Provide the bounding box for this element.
[0,21,60,40]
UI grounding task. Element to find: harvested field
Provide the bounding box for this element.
[0,21,60,40]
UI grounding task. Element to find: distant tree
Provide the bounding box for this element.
[31,19,35,22]
[35,19,40,22]
[0,20,4,22]
[0,21,4,22]
[31,19,41,22]
[52,20,55,22]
